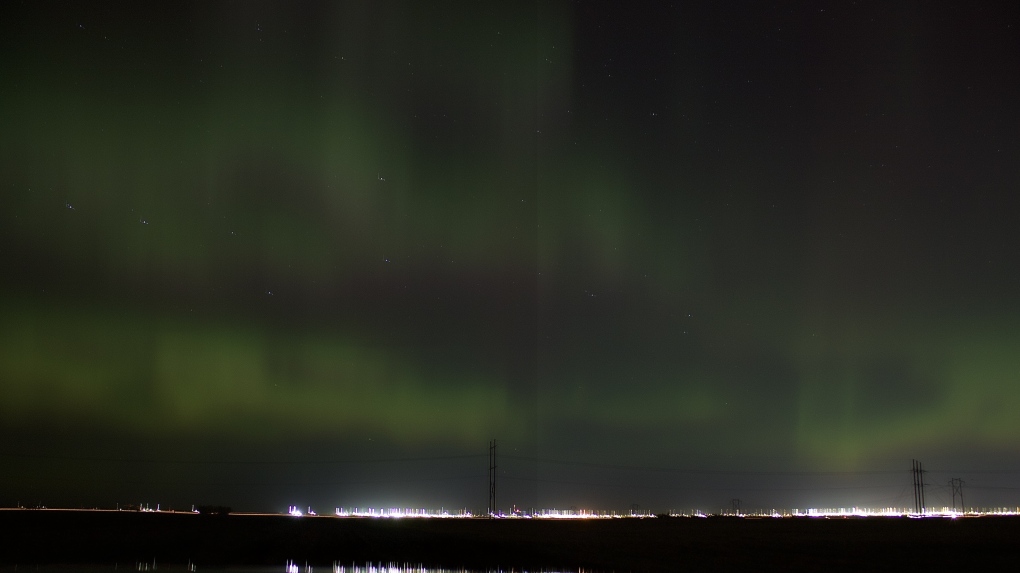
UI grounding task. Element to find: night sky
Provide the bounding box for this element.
[2,1,1019,514]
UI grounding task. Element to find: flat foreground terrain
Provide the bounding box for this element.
[2,510,1019,571]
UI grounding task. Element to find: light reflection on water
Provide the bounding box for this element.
[334,563,487,573]
[0,566,579,573]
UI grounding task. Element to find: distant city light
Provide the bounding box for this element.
[8,503,1020,521]
[788,507,1020,518]
[333,507,472,518]
[298,506,1020,520]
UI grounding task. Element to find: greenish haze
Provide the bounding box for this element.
[2,1,1019,511]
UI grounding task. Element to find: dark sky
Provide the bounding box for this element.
[2,1,1019,514]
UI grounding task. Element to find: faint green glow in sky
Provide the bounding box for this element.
[0,299,515,443]
[2,2,1020,511]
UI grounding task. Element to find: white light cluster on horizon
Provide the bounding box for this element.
[332,565,437,573]
[247,505,1016,519]
[6,504,1020,520]
[333,507,472,518]
[525,509,647,519]
[792,506,1020,518]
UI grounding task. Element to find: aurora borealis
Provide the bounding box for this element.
[2,1,1019,513]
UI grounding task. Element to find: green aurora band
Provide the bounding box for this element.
[2,2,1019,509]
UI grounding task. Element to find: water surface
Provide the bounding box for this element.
[1,565,579,573]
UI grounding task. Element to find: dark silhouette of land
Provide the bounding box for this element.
[2,510,1019,572]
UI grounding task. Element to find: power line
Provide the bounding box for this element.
[6,472,488,488]
[920,469,1020,475]
[0,452,485,465]
[8,449,1020,478]
[501,474,898,492]
[501,454,906,476]
[8,450,1017,488]
[488,439,497,517]
[966,485,1020,491]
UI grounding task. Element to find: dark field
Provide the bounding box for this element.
[2,510,1019,572]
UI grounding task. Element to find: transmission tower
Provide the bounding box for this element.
[488,439,497,517]
[911,459,926,514]
[911,459,919,513]
[950,478,965,513]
